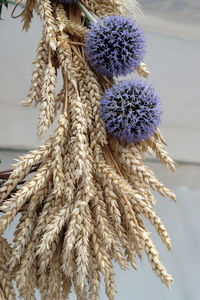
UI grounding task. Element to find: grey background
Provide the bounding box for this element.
[0,1,200,299]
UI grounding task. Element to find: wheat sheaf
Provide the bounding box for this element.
[0,1,176,299]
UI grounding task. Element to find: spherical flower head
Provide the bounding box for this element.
[84,15,146,77]
[100,80,162,143]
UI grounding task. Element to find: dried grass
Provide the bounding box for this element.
[0,1,175,299]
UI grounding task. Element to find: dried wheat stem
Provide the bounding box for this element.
[36,89,71,255]
[51,113,68,195]
[72,269,88,300]
[37,233,61,283]
[63,53,96,292]
[0,160,52,234]
[76,55,93,129]
[81,0,124,17]
[84,67,107,147]
[74,204,92,292]
[91,181,128,270]
[55,3,67,33]
[14,240,37,300]
[91,230,116,300]
[102,157,172,250]
[155,128,167,145]
[36,156,69,277]
[0,137,52,203]
[101,181,137,268]
[142,165,176,201]
[135,203,172,250]
[0,263,16,300]
[57,36,77,85]
[62,188,85,278]
[98,144,172,251]
[34,199,63,276]
[8,184,49,272]
[0,236,16,299]
[22,32,48,107]
[56,4,87,39]
[62,137,93,291]
[87,247,101,300]
[115,156,156,206]
[0,235,12,263]
[38,48,57,138]
[37,182,74,262]
[37,229,63,299]
[131,177,156,206]
[96,146,144,258]
[146,135,176,171]
[37,149,70,278]
[21,0,36,32]
[36,0,57,50]
[61,276,72,300]
[107,0,125,15]
[137,62,150,78]
[110,140,176,201]
[66,19,88,39]
[46,243,63,299]
[142,231,173,288]
[123,0,142,18]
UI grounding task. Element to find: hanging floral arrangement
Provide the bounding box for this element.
[0,1,176,299]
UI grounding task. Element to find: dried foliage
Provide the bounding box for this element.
[0,0,176,299]
[0,235,16,299]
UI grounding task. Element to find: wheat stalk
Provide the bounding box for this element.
[0,1,176,299]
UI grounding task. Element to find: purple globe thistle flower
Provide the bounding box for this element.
[100,79,162,143]
[84,15,146,77]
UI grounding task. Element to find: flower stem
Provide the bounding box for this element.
[77,1,97,24]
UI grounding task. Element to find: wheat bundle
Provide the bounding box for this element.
[0,1,176,299]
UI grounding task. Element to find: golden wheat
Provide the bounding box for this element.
[0,1,176,299]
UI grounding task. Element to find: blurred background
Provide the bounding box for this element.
[0,0,200,299]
